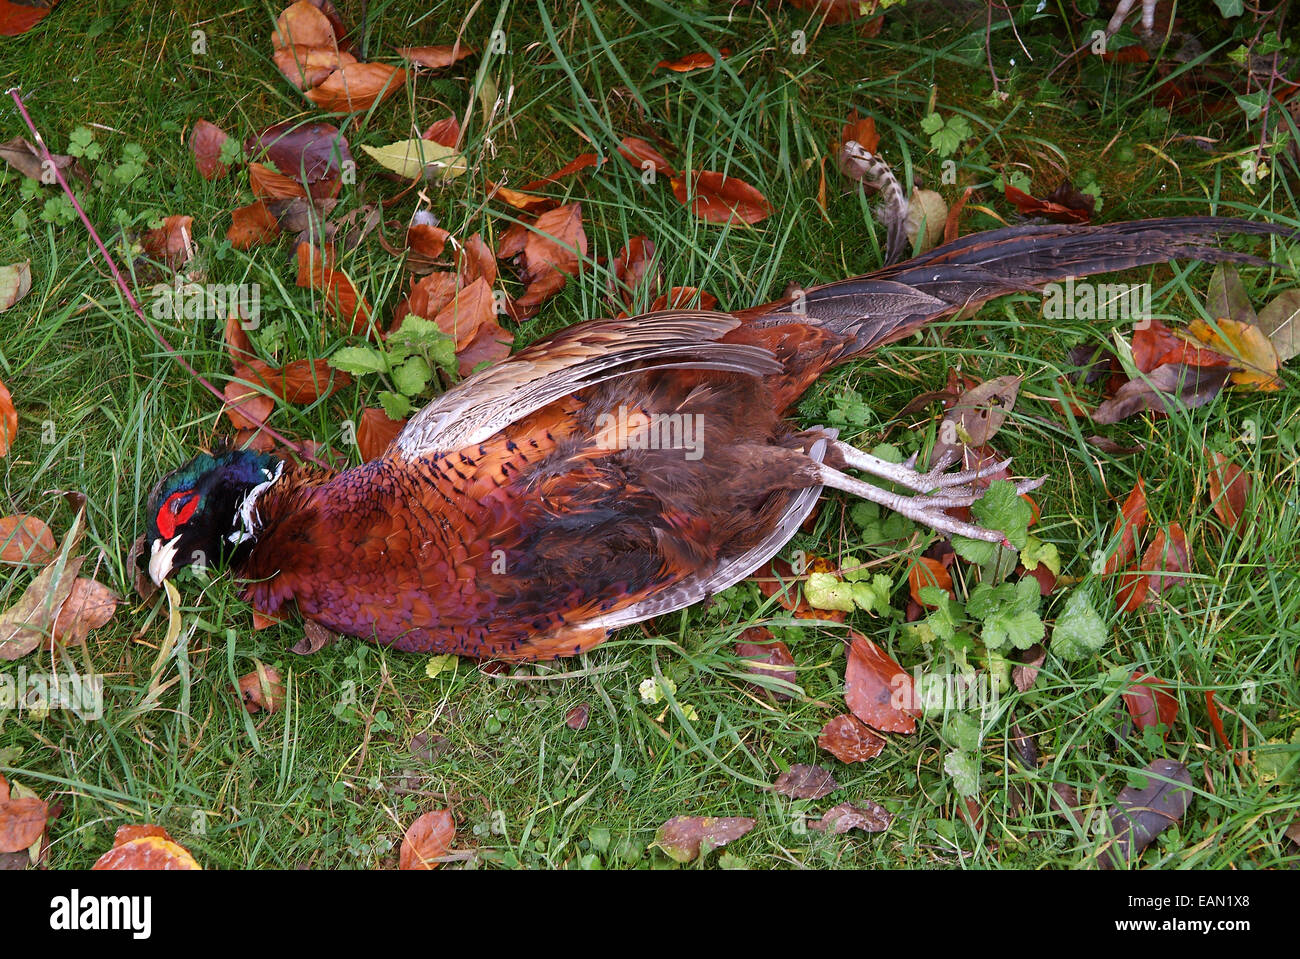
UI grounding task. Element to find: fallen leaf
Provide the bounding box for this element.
[292,619,336,655]
[1005,182,1092,224]
[808,800,892,834]
[0,261,33,312]
[274,44,357,89]
[196,138,252,197]
[361,138,465,180]
[1103,476,1147,577]
[617,136,675,176]
[0,515,55,565]
[52,577,118,646]
[1257,290,1300,363]
[839,111,879,155]
[222,380,273,430]
[608,235,661,310]
[141,215,195,269]
[248,120,352,187]
[0,136,86,185]
[907,556,954,607]
[943,186,973,244]
[235,664,284,714]
[397,44,474,69]
[305,63,406,113]
[647,286,718,312]
[845,632,918,734]
[357,407,406,461]
[1098,758,1192,869]
[1130,318,1232,373]
[1206,450,1250,531]
[773,764,838,799]
[750,556,844,622]
[513,202,588,309]
[654,815,754,863]
[734,626,797,701]
[407,222,450,262]
[422,115,461,148]
[456,233,497,288]
[0,795,47,853]
[92,825,201,870]
[1013,644,1046,692]
[273,0,335,50]
[1205,263,1258,328]
[1205,691,1233,753]
[400,809,455,869]
[1187,317,1281,391]
[0,0,60,36]
[0,551,84,661]
[227,202,280,250]
[657,49,726,72]
[671,171,771,225]
[905,187,948,254]
[1092,362,1230,424]
[565,704,590,730]
[818,714,886,763]
[1122,672,1179,737]
[237,358,351,404]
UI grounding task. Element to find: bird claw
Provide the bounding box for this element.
[821,438,1046,544]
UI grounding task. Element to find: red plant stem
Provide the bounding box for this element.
[6,86,327,467]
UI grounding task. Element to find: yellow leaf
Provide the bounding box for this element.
[1187,317,1281,391]
[360,140,465,180]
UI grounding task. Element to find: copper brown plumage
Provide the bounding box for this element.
[142,216,1291,660]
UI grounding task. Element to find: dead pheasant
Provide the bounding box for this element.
[143,216,1287,660]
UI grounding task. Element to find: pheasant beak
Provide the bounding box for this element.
[148,536,182,586]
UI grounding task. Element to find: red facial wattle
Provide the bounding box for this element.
[157,490,198,540]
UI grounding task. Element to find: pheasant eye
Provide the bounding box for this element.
[157,490,198,540]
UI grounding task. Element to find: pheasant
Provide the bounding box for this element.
[143,216,1287,661]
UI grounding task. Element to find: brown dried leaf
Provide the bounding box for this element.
[273,0,336,49]
[1005,182,1092,224]
[0,796,47,853]
[0,137,87,185]
[565,704,590,731]
[671,171,770,225]
[228,201,280,250]
[422,115,461,148]
[772,763,838,799]
[845,632,918,734]
[1103,476,1147,577]
[237,358,352,404]
[617,136,675,177]
[654,815,754,863]
[190,119,230,179]
[274,44,357,89]
[235,664,285,714]
[400,809,455,869]
[1187,317,1281,391]
[1206,450,1250,531]
[734,626,797,701]
[0,554,84,660]
[397,44,474,69]
[808,800,892,835]
[141,215,194,269]
[52,577,118,645]
[222,380,273,430]
[818,714,886,763]
[656,49,726,72]
[1093,362,1231,424]
[1098,758,1192,869]
[357,407,406,461]
[304,62,405,113]
[608,235,661,310]
[0,516,55,565]
[292,619,336,655]
[1257,290,1300,363]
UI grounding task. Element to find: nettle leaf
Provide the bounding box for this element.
[1052,588,1108,661]
[944,749,980,797]
[922,588,963,642]
[392,355,432,397]
[1019,535,1061,576]
[329,346,388,376]
[968,578,1043,651]
[380,391,412,420]
[953,481,1032,562]
[850,574,893,615]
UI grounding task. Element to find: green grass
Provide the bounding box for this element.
[1,0,1298,869]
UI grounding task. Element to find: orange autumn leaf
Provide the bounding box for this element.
[142,215,194,268]
[1206,450,1250,530]
[456,233,497,288]
[273,0,335,50]
[657,48,728,72]
[1131,317,1233,374]
[0,792,46,853]
[52,577,118,646]
[907,556,953,607]
[647,286,718,312]
[672,171,771,225]
[1004,183,1092,224]
[944,186,973,244]
[1103,476,1147,576]
[609,235,661,310]
[305,62,405,113]
[0,0,57,36]
[519,151,600,192]
[488,182,555,214]
[840,112,879,155]
[432,277,496,351]
[222,380,273,430]
[235,664,285,714]
[274,44,357,89]
[237,358,352,404]
[818,713,886,763]
[249,161,306,201]
[1,378,17,458]
[397,44,474,69]
[227,201,281,249]
[400,809,456,869]
[845,631,918,734]
[357,407,406,461]
[617,136,675,177]
[0,515,55,565]
[422,115,461,148]
[454,320,513,377]
[190,119,230,179]
[1187,317,1281,391]
[93,826,201,870]
[407,222,450,260]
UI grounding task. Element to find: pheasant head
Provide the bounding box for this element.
[142,448,284,585]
